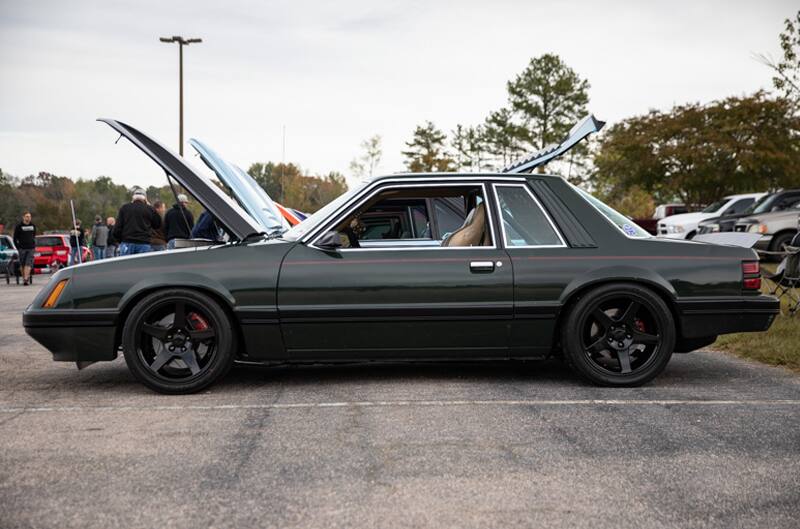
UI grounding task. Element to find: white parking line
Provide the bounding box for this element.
[1,399,799,413]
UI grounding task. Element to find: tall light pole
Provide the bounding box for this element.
[159,35,202,156]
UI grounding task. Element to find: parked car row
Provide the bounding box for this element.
[657,193,765,240]
[655,189,800,253]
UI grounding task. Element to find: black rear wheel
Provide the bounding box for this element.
[562,283,675,387]
[122,289,235,394]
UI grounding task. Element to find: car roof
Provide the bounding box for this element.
[724,192,766,200]
[370,172,559,182]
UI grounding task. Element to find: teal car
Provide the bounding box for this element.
[1,234,19,284]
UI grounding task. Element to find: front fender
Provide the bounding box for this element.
[118,272,236,312]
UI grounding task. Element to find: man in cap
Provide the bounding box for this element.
[113,187,162,256]
[164,193,195,249]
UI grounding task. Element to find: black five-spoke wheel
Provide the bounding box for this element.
[122,289,235,394]
[562,283,676,386]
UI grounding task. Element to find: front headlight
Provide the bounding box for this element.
[706,224,720,233]
[667,225,685,233]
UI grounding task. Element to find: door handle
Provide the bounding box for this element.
[469,261,495,273]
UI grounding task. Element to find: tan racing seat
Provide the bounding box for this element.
[441,202,490,247]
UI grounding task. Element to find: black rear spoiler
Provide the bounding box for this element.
[502,114,605,174]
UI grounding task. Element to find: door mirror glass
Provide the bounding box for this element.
[315,230,342,251]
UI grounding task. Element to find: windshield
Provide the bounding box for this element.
[572,185,651,238]
[282,182,368,241]
[701,199,728,213]
[745,194,774,215]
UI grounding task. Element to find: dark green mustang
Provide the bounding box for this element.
[23,117,780,393]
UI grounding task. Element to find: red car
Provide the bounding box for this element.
[33,234,91,273]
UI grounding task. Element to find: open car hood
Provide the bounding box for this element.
[99,119,263,241]
[189,139,289,234]
[502,114,605,174]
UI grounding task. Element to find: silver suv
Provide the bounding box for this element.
[734,198,800,252]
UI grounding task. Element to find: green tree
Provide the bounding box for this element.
[451,125,489,172]
[593,92,800,208]
[507,53,591,153]
[349,135,383,180]
[247,162,280,198]
[758,10,800,105]
[402,121,455,172]
[482,108,527,169]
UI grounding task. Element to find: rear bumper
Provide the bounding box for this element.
[676,296,780,339]
[23,309,119,362]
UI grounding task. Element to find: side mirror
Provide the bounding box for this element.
[315,231,342,251]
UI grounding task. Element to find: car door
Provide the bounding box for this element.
[489,182,574,358]
[277,180,513,360]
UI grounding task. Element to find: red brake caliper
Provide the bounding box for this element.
[188,312,209,332]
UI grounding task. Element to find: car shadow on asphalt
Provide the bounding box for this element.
[16,352,740,395]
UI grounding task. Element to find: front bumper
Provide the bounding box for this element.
[656,231,691,240]
[676,295,780,339]
[23,309,119,362]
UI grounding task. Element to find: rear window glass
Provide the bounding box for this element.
[573,186,651,238]
[36,236,65,247]
[495,185,562,246]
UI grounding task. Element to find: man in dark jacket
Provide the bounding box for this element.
[114,188,162,256]
[13,211,36,285]
[164,194,194,249]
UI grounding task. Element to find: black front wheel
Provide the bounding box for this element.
[561,283,676,387]
[122,289,236,394]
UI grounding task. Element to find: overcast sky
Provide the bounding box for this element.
[0,0,796,189]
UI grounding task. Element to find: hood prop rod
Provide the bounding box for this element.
[165,170,193,238]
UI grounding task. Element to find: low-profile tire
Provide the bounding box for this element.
[122,288,236,394]
[561,283,675,387]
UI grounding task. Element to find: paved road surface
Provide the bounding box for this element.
[1,281,798,529]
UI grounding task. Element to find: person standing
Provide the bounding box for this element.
[12,211,36,285]
[105,217,118,258]
[164,194,194,249]
[90,215,108,260]
[114,188,162,256]
[150,200,167,251]
[69,219,85,266]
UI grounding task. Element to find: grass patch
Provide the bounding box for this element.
[713,264,800,372]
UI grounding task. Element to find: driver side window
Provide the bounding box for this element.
[325,184,493,249]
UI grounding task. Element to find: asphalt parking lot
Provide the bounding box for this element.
[1,281,799,529]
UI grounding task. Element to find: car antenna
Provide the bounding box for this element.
[164,170,193,236]
[114,134,123,145]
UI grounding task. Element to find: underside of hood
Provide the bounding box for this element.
[98,119,263,241]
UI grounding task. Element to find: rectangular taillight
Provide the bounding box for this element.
[742,261,761,291]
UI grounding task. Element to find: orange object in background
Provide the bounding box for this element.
[275,203,301,226]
